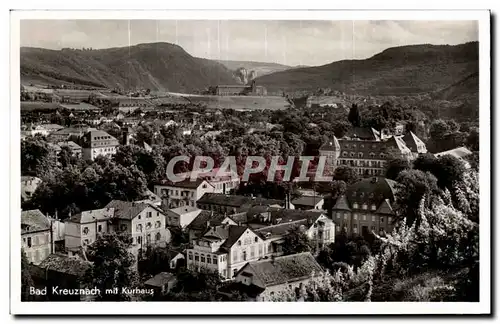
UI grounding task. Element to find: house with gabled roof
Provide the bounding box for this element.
[64,201,170,256]
[21,209,53,264]
[402,131,427,157]
[186,224,271,280]
[233,252,323,301]
[332,176,398,237]
[154,179,216,209]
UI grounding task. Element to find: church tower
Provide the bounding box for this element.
[319,136,341,175]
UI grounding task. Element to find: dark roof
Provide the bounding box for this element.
[220,225,249,249]
[37,254,91,277]
[319,137,340,152]
[156,178,212,190]
[344,127,381,140]
[21,209,51,234]
[332,195,351,211]
[237,252,323,287]
[105,200,163,220]
[339,177,398,211]
[186,210,227,231]
[402,131,427,153]
[291,195,324,208]
[144,272,176,287]
[255,219,308,239]
[197,193,283,209]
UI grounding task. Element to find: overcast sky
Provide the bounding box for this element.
[20,20,478,66]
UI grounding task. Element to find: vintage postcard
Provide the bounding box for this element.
[10,9,490,315]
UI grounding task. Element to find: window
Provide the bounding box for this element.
[250,246,255,258]
[157,212,160,217]
[358,152,363,158]
[363,214,367,221]
[254,237,258,243]
[27,237,32,248]
[188,252,193,260]
[233,253,238,262]
[350,152,355,157]
[83,227,89,235]
[380,153,385,158]
[195,254,199,261]
[233,269,237,277]
[136,224,143,232]
[371,204,377,211]
[353,213,358,220]
[201,255,206,263]
[342,152,347,157]
[353,203,359,209]
[223,269,227,278]
[147,212,152,218]
[155,221,161,228]
[155,232,161,241]
[343,212,348,219]
[362,204,368,210]
[213,257,217,264]
[97,224,102,232]
[146,222,152,230]
[238,240,242,246]
[84,239,89,245]
[207,256,212,264]
[258,244,263,256]
[138,214,141,220]
[137,236,142,244]
[372,216,376,221]
[380,217,384,223]
[388,217,392,223]
[146,233,151,243]
[242,251,247,261]
[370,153,375,158]
[336,212,340,219]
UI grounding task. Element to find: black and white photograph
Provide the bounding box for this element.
[9,9,491,315]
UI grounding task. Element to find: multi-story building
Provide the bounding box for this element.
[196,193,284,214]
[57,141,82,157]
[331,176,398,237]
[319,132,414,177]
[154,179,216,209]
[403,131,428,157]
[21,209,53,265]
[186,224,272,280]
[165,206,204,229]
[64,201,169,256]
[81,130,119,161]
[233,252,323,301]
[176,168,240,195]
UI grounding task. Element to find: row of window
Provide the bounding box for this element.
[341,152,387,159]
[200,204,237,214]
[335,225,386,234]
[336,212,392,223]
[22,233,50,248]
[136,221,162,232]
[338,159,385,168]
[137,211,160,220]
[159,188,195,198]
[343,143,379,150]
[93,136,112,140]
[136,232,162,245]
[232,244,271,262]
[188,252,222,265]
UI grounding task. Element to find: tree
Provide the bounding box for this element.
[21,249,34,301]
[385,157,411,180]
[21,137,57,177]
[466,127,479,151]
[348,104,362,127]
[58,146,78,168]
[333,165,360,184]
[282,226,313,255]
[84,233,140,301]
[395,170,440,228]
[434,155,467,190]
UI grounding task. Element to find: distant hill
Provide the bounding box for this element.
[255,42,479,96]
[20,42,240,93]
[216,60,292,78]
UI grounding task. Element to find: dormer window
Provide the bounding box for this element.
[342,152,347,157]
[350,152,355,157]
[380,153,385,158]
[352,144,356,149]
[370,153,375,158]
[358,152,363,158]
[362,204,368,210]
